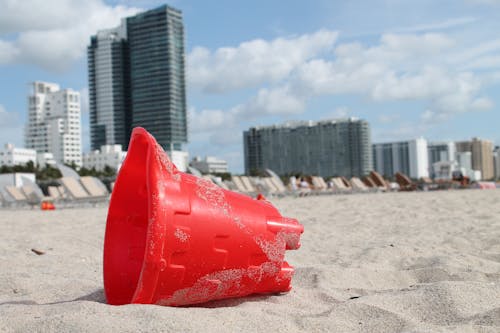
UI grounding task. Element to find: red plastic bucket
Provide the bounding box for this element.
[103,127,303,306]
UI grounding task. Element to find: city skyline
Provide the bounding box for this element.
[1,0,500,173]
[88,4,187,151]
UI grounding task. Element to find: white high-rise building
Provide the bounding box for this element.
[372,138,429,179]
[25,82,82,166]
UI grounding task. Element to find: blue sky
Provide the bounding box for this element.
[1,0,499,173]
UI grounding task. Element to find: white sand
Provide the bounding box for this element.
[1,189,499,332]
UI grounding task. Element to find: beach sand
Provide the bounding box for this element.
[1,189,499,332]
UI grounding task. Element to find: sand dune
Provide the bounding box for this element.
[1,189,499,332]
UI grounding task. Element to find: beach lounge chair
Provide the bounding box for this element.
[240,176,257,193]
[80,176,109,197]
[48,186,61,200]
[3,186,28,207]
[59,177,91,201]
[262,169,288,195]
[341,177,352,190]
[311,176,327,191]
[263,177,279,194]
[369,171,389,191]
[350,177,369,192]
[21,185,45,206]
[47,185,68,201]
[330,177,351,193]
[270,177,287,194]
[363,176,376,188]
[231,176,250,194]
[395,172,416,191]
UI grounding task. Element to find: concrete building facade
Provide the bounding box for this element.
[456,138,494,180]
[0,144,37,167]
[494,147,500,180]
[88,5,187,155]
[244,118,372,178]
[190,156,229,174]
[82,144,127,171]
[25,82,82,166]
[372,138,429,179]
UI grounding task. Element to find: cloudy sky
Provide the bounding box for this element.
[1,0,499,172]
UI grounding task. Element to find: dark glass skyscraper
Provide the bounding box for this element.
[87,5,187,151]
[243,118,372,178]
[87,25,130,150]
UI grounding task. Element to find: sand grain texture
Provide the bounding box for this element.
[1,190,499,332]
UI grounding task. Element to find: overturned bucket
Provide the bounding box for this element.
[103,127,304,306]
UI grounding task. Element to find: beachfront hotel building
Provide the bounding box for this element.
[372,138,429,179]
[25,82,82,166]
[428,141,456,166]
[190,156,229,174]
[87,5,188,161]
[0,143,36,167]
[455,138,494,180]
[427,141,456,178]
[82,144,127,172]
[243,118,372,178]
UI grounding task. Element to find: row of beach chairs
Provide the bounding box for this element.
[201,170,426,197]
[197,174,388,197]
[0,176,109,208]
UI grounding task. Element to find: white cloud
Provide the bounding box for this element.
[333,33,454,70]
[189,85,307,136]
[189,30,494,142]
[188,29,338,93]
[0,0,140,71]
[332,107,350,118]
[450,39,500,68]
[0,40,18,63]
[463,55,500,70]
[371,67,479,101]
[288,33,490,122]
[189,107,234,133]
[0,0,97,33]
[392,17,477,33]
[235,86,305,118]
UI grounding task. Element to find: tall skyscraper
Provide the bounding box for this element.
[25,82,82,166]
[372,138,429,179]
[244,118,372,178]
[87,4,187,153]
[456,138,494,180]
[87,25,130,151]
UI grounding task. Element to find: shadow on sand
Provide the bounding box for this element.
[0,289,281,308]
[0,289,106,306]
